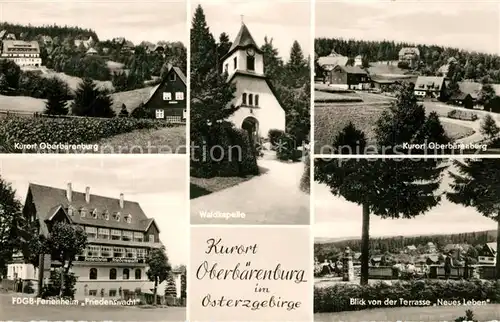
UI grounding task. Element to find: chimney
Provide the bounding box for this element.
[85,187,90,203]
[66,183,72,202]
[119,193,124,209]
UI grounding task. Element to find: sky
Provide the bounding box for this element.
[193,0,311,60]
[316,0,500,55]
[0,155,188,267]
[0,0,187,44]
[314,159,498,240]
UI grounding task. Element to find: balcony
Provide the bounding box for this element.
[86,237,163,248]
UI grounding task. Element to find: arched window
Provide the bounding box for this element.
[89,268,97,280]
[135,268,142,280]
[123,268,130,280]
[248,94,253,106]
[109,268,117,280]
[255,95,259,106]
[242,93,247,105]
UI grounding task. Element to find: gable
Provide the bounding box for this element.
[228,71,285,112]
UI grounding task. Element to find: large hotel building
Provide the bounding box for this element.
[7,183,181,298]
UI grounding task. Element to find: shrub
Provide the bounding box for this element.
[455,309,477,322]
[191,124,259,178]
[268,129,285,146]
[276,133,301,162]
[40,270,77,299]
[314,279,500,313]
[22,280,34,294]
[0,115,172,152]
[300,155,310,193]
[447,109,479,121]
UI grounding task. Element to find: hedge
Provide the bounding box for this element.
[191,125,259,178]
[314,279,500,313]
[447,109,479,121]
[0,115,172,152]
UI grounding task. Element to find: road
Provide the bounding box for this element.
[190,159,310,225]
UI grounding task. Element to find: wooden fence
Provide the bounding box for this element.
[0,110,186,124]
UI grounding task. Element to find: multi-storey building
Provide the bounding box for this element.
[0,40,42,67]
[16,182,166,298]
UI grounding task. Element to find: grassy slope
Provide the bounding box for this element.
[0,94,46,113]
[96,125,186,154]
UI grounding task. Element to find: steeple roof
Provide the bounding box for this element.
[222,22,262,61]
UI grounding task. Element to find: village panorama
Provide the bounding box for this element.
[0,7,187,154]
[313,157,500,321]
[314,1,500,155]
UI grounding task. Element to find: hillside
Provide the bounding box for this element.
[315,37,500,83]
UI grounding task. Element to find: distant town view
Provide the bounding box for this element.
[314,1,500,155]
[0,2,187,153]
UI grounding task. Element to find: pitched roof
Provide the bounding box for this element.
[0,30,7,39]
[336,65,367,75]
[486,242,497,253]
[222,23,262,61]
[143,66,186,106]
[414,76,445,91]
[450,92,471,100]
[86,47,98,54]
[318,55,349,69]
[2,40,40,54]
[227,71,285,111]
[228,23,259,53]
[406,245,417,250]
[399,47,420,57]
[27,183,153,233]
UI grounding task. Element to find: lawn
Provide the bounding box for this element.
[314,102,475,154]
[0,94,46,113]
[315,304,500,321]
[190,175,256,199]
[97,125,186,154]
[41,71,114,93]
[314,90,362,103]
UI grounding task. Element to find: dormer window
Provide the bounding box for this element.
[68,206,74,216]
[113,212,121,221]
[91,209,98,219]
[80,207,87,218]
[242,93,247,105]
[124,214,132,223]
[104,211,110,221]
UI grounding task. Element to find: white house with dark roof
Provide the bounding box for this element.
[6,182,184,299]
[317,49,349,71]
[414,76,446,99]
[220,22,285,144]
[0,40,42,67]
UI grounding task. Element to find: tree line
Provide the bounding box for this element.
[315,37,500,83]
[315,229,496,258]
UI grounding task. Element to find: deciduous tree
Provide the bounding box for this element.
[146,246,172,305]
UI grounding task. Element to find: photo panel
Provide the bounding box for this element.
[313,156,500,321]
[189,226,312,322]
[0,155,187,321]
[190,0,312,225]
[0,0,187,154]
[314,0,500,155]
